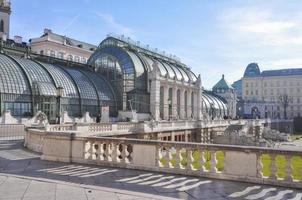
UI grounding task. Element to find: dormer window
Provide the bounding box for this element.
[77,44,83,48]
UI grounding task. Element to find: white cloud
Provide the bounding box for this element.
[263,58,302,69]
[220,7,302,46]
[95,12,135,38]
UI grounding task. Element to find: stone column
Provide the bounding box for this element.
[187,90,192,119]
[163,85,169,120]
[196,75,203,120]
[179,89,185,119]
[150,62,161,121]
[172,86,177,120]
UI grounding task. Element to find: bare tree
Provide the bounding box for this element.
[279,94,293,120]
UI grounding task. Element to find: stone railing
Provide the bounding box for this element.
[47,124,76,132]
[26,129,302,189]
[88,123,112,132]
[43,119,256,137]
[117,122,139,131]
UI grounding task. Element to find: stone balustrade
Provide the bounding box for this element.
[42,119,263,138]
[47,124,76,132]
[25,129,302,189]
[88,123,112,132]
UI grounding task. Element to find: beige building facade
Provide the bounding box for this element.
[242,63,302,119]
[29,29,97,64]
[0,0,10,39]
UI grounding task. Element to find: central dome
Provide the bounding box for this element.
[244,63,261,77]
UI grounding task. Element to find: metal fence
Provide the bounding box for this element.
[0,124,25,140]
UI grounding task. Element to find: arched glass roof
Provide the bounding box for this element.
[37,62,79,99]
[126,50,145,77]
[175,65,190,82]
[203,91,228,118]
[89,37,198,84]
[160,61,176,79]
[0,54,30,95]
[156,60,168,77]
[10,56,57,96]
[0,52,117,117]
[89,46,135,76]
[64,68,98,101]
[139,54,153,72]
[80,70,115,102]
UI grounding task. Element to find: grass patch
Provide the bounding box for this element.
[261,154,302,179]
[159,149,224,171]
[160,149,302,180]
[290,134,302,141]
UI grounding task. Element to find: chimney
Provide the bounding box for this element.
[44,28,52,34]
[14,35,22,44]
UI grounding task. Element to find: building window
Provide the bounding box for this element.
[246,90,248,95]
[67,55,73,61]
[74,56,80,62]
[81,57,87,63]
[50,50,55,57]
[255,90,258,95]
[57,52,64,59]
[246,83,248,87]
[40,50,44,55]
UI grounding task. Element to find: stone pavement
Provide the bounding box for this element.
[0,140,301,200]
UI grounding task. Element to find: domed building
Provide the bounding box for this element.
[212,74,237,118]
[233,62,302,120]
[244,63,261,78]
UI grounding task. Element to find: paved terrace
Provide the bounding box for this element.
[0,140,301,200]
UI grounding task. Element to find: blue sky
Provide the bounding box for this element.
[10,0,302,88]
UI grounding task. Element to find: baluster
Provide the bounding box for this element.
[186,148,194,170]
[120,144,127,163]
[174,147,181,169]
[156,145,164,167]
[105,143,112,162]
[92,142,99,160]
[84,141,91,160]
[87,141,93,160]
[269,154,277,180]
[284,155,293,182]
[220,151,225,173]
[257,152,264,178]
[210,150,217,173]
[164,146,171,168]
[99,143,105,161]
[199,150,206,172]
[111,143,118,162]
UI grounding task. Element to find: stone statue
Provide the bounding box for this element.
[35,111,49,126]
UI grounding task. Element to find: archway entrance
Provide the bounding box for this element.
[251,106,260,119]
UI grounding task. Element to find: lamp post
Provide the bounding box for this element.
[128,99,135,122]
[56,86,64,124]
